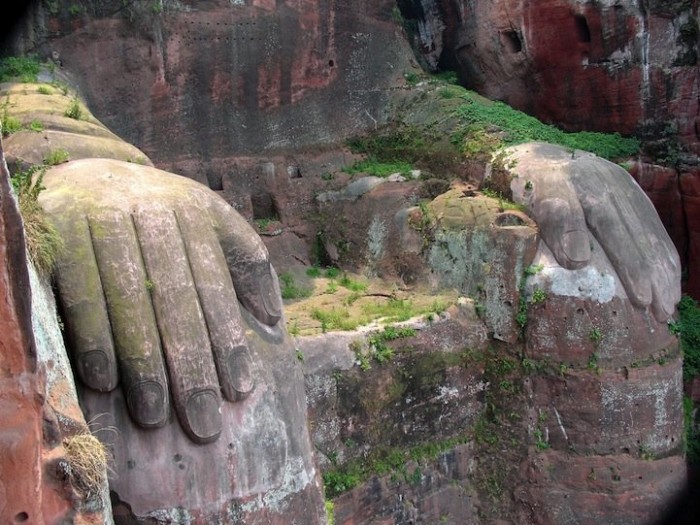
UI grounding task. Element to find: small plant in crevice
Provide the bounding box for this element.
[28,119,44,132]
[11,165,64,275]
[44,148,70,166]
[62,432,110,499]
[279,272,312,300]
[589,327,603,347]
[64,97,83,120]
[530,287,547,305]
[587,352,601,374]
[533,427,549,451]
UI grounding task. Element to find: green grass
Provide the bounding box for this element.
[11,166,63,274]
[678,294,700,382]
[37,85,53,95]
[0,56,41,83]
[64,97,82,120]
[323,435,469,497]
[44,148,70,166]
[28,119,43,132]
[279,272,312,300]
[455,92,640,160]
[1,114,21,136]
[344,158,413,178]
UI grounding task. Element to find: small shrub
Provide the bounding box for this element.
[339,273,368,293]
[29,119,44,132]
[455,93,640,160]
[306,266,322,278]
[44,148,70,166]
[37,85,54,95]
[0,55,41,83]
[1,115,22,136]
[279,272,311,300]
[64,97,82,120]
[530,288,547,305]
[404,71,420,86]
[325,267,341,279]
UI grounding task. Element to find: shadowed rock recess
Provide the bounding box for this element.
[0,1,695,524]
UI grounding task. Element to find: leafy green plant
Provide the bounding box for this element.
[306,266,322,278]
[530,287,547,305]
[44,148,70,166]
[11,165,63,274]
[404,71,420,86]
[325,500,335,525]
[64,97,82,120]
[0,55,41,83]
[678,295,700,381]
[279,272,311,300]
[37,85,53,95]
[344,158,413,178]
[254,217,277,231]
[325,267,340,279]
[366,325,416,365]
[1,114,21,136]
[534,427,550,451]
[455,93,640,160]
[28,119,44,132]
[339,273,368,293]
[589,327,603,347]
[288,321,300,336]
[295,349,305,362]
[684,395,700,464]
[68,3,85,16]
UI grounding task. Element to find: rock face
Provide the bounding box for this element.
[300,145,685,524]
[8,0,414,187]
[402,0,700,152]
[0,136,111,523]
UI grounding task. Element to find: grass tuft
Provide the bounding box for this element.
[12,166,63,275]
[63,432,109,498]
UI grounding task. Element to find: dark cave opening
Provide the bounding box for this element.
[575,15,592,43]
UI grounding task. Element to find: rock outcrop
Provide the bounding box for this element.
[399,0,700,297]
[7,0,415,186]
[299,143,686,524]
[0,134,112,523]
[1,79,327,523]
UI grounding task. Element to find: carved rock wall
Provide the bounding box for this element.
[9,0,413,187]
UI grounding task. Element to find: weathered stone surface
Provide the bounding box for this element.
[333,445,479,525]
[11,0,414,185]
[301,305,488,456]
[35,159,325,522]
[426,188,539,342]
[508,143,681,322]
[1,82,152,170]
[517,451,687,525]
[0,134,109,524]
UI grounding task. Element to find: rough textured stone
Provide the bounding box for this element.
[10,0,414,185]
[426,188,539,342]
[0,134,109,524]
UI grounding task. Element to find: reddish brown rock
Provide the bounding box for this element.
[0,137,73,524]
[404,0,700,153]
[681,168,700,297]
[629,162,687,260]
[517,450,687,525]
[10,0,413,185]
